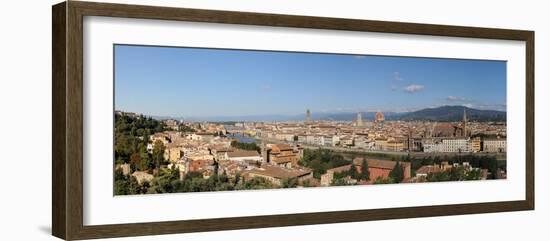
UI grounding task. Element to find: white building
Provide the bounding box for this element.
[313,135,324,146]
[323,135,334,146]
[441,138,471,153]
[483,138,506,153]
[331,135,340,146]
[423,138,471,153]
[340,136,354,147]
[305,135,315,144]
[423,141,442,152]
[354,138,374,149]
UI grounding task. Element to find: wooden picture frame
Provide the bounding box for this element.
[52,1,534,240]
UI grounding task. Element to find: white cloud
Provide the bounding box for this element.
[447,95,467,101]
[404,84,424,93]
[353,55,366,59]
[475,103,507,111]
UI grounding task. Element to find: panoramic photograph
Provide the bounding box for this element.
[113,44,507,195]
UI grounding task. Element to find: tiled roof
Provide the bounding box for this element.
[227,150,260,158]
[246,165,311,179]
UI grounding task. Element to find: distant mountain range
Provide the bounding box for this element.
[398,106,506,121]
[151,105,506,122]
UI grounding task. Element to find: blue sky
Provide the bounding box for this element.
[114,45,506,117]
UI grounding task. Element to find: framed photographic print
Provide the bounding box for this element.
[52,1,534,240]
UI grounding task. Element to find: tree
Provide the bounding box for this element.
[237,176,274,190]
[373,176,395,184]
[114,112,165,166]
[389,162,404,183]
[281,177,298,188]
[488,158,499,179]
[139,181,150,194]
[464,169,482,180]
[178,124,196,133]
[140,153,152,171]
[360,159,370,181]
[114,167,125,180]
[448,167,464,181]
[129,153,142,170]
[230,140,261,152]
[299,149,351,180]
[152,167,182,193]
[301,179,312,187]
[348,163,359,180]
[114,174,140,195]
[332,177,352,186]
[427,171,451,182]
[114,180,127,195]
[152,140,166,167]
[234,173,241,185]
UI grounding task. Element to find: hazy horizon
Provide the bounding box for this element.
[116,105,506,123]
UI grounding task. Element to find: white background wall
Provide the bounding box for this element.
[0,0,547,240]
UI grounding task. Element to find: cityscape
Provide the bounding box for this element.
[113,45,507,195]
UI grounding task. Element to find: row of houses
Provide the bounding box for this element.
[423,136,506,153]
[293,133,411,152]
[271,131,505,154]
[161,139,311,187]
[197,147,313,187]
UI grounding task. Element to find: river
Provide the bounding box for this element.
[226,133,258,144]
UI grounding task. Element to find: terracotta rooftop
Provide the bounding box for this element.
[327,164,353,174]
[271,158,293,164]
[227,150,260,158]
[353,157,410,169]
[271,144,293,152]
[246,165,311,179]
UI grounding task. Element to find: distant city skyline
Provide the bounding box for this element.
[114,45,507,118]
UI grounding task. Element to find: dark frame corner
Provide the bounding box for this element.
[52,1,534,240]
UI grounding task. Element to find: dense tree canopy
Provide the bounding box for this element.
[281,177,299,188]
[299,149,352,179]
[114,113,166,169]
[114,164,286,195]
[114,167,141,195]
[152,140,166,167]
[230,140,261,152]
[178,124,196,133]
[373,176,395,184]
[426,167,482,182]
